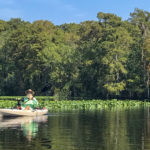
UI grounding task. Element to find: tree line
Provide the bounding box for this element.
[0,8,150,99]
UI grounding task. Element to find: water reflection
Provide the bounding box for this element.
[46,109,147,150]
[0,116,48,141]
[1,108,150,150]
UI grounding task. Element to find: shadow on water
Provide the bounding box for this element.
[1,108,150,150]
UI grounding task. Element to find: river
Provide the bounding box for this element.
[0,107,149,150]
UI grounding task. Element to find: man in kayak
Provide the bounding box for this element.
[17,89,39,110]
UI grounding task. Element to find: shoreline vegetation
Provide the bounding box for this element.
[1,8,150,99]
[0,97,150,110]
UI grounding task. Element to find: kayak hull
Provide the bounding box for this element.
[0,109,48,117]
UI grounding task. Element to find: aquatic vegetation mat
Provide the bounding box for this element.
[0,97,149,110]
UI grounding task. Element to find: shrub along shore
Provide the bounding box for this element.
[0,97,150,110]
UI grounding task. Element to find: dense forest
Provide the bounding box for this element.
[0,8,150,99]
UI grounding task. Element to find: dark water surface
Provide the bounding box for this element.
[0,107,150,150]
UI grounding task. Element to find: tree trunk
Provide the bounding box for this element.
[147,71,150,98]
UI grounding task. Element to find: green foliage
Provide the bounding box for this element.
[0,98,149,110]
[1,9,150,99]
[0,96,54,101]
[0,100,17,108]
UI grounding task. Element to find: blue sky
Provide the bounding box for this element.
[0,0,149,25]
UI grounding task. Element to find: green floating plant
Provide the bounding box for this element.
[0,97,149,111]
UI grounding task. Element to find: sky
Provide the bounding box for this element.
[0,0,149,25]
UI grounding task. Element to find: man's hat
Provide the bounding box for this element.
[25,89,35,95]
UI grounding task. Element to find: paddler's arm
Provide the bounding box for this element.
[33,98,39,108]
[20,97,29,109]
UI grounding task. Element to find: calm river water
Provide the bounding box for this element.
[0,108,150,150]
